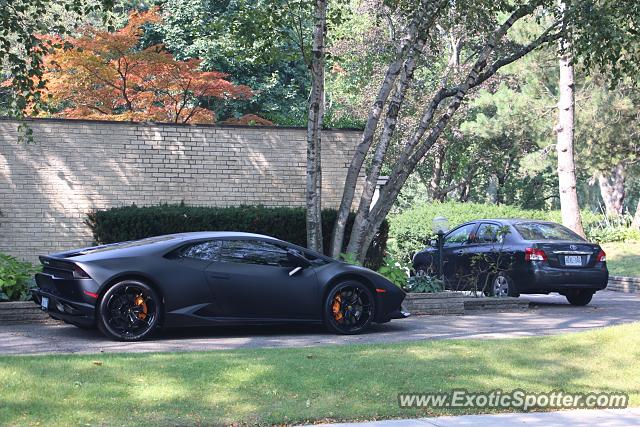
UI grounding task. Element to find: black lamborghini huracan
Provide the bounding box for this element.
[32,232,408,341]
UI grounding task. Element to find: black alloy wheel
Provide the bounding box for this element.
[97,280,161,341]
[324,281,375,334]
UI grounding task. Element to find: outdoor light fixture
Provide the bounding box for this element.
[432,216,449,234]
[432,216,448,281]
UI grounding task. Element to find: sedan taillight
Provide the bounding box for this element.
[596,250,606,262]
[525,247,547,262]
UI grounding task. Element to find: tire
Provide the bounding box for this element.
[323,281,375,335]
[565,290,594,306]
[97,280,161,341]
[488,273,518,297]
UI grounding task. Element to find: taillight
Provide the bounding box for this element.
[596,250,606,262]
[73,265,91,279]
[525,247,547,262]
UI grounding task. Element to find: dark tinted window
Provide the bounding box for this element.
[445,224,476,245]
[220,240,294,267]
[178,240,222,261]
[514,222,586,241]
[477,223,501,243]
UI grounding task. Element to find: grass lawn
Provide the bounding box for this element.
[1,323,639,426]
[602,241,640,277]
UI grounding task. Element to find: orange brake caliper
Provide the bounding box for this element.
[134,295,148,320]
[332,294,343,322]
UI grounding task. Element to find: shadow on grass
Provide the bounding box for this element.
[1,323,639,426]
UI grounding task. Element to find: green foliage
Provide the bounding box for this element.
[405,275,444,293]
[586,213,640,243]
[388,201,607,260]
[0,0,113,120]
[377,256,409,288]
[86,204,388,269]
[0,254,39,301]
[158,0,313,125]
[338,252,361,266]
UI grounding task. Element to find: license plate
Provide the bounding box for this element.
[41,297,49,310]
[565,255,582,266]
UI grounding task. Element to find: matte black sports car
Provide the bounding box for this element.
[412,219,608,306]
[32,232,408,341]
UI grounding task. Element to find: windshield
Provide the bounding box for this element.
[514,222,586,242]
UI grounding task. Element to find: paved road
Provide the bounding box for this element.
[1,291,639,355]
[306,408,640,427]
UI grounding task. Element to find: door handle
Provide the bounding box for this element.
[455,250,465,255]
[207,273,230,280]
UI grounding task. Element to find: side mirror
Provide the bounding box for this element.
[287,249,311,268]
[430,238,438,247]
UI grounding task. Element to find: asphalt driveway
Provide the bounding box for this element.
[1,290,639,355]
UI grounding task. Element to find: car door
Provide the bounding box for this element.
[204,239,320,320]
[441,223,479,290]
[466,222,502,292]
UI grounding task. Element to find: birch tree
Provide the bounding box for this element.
[555,0,586,237]
[331,0,564,260]
[306,0,328,251]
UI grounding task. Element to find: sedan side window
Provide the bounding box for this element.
[444,224,477,245]
[177,240,222,261]
[477,223,499,243]
[220,240,294,267]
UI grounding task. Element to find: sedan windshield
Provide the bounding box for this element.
[514,222,585,241]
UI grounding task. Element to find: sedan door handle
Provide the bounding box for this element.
[207,273,230,280]
[455,250,465,255]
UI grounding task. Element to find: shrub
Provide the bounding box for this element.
[405,276,444,293]
[0,254,39,301]
[86,204,389,269]
[377,256,410,288]
[388,201,606,261]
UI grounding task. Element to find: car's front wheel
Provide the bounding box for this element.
[565,290,594,306]
[97,280,161,341]
[487,273,518,297]
[324,281,375,334]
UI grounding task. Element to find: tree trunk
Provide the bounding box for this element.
[429,144,446,201]
[556,1,585,238]
[306,0,327,252]
[632,198,640,230]
[346,2,555,260]
[598,164,625,217]
[329,0,440,258]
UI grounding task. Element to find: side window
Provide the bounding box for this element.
[220,240,293,267]
[177,240,222,261]
[477,223,500,243]
[444,224,477,245]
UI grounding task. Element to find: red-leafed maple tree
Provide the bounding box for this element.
[42,9,253,124]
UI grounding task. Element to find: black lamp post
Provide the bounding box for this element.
[432,217,449,281]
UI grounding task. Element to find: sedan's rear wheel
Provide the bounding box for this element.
[324,281,375,334]
[489,273,518,297]
[97,280,161,341]
[565,290,594,306]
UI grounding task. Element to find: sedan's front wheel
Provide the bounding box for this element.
[324,281,375,334]
[97,280,161,341]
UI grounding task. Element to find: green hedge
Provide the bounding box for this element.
[86,204,388,269]
[388,201,610,261]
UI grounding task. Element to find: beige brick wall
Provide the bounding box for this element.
[0,118,363,261]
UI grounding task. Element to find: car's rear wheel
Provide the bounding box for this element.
[324,281,375,334]
[565,290,594,306]
[97,280,161,341]
[487,273,518,297]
